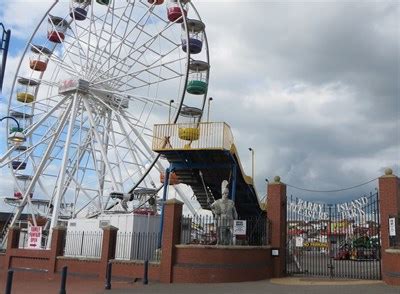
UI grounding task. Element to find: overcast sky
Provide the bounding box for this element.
[0,0,399,205]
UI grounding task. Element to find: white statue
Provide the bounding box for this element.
[211,180,238,245]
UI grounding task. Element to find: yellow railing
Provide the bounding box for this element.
[152,122,234,151]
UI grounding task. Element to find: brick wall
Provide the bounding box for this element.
[172,245,272,283]
[2,197,278,284]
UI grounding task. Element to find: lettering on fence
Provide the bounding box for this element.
[289,196,369,220]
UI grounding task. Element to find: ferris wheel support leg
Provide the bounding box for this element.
[99,111,112,196]
[48,94,80,248]
[2,100,73,247]
[83,97,119,192]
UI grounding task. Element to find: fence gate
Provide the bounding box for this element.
[286,192,381,280]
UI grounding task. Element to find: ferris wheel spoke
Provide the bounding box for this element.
[88,91,143,126]
[88,2,155,81]
[82,97,119,192]
[90,9,176,83]
[68,2,92,72]
[47,18,82,76]
[113,113,156,172]
[116,52,185,90]
[105,7,184,83]
[1,96,69,166]
[66,170,101,213]
[90,87,166,108]
[107,4,157,82]
[86,0,130,79]
[83,7,111,78]
[91,56,185,87]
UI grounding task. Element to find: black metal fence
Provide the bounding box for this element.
[181,214,270,246]
[115,232,160,262]
[63,231,103,258]
[286,192,381,280]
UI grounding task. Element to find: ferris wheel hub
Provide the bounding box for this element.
[58,78,90,95]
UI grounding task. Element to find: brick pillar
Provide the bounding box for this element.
[100,225,118,279]
[5,226,20,269]
[160,199,183,283]
[378,168,400,285]
[379,169,400,249]
[48,226,66,276]
[266,176,287,278]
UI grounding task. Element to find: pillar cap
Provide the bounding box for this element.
[382,168,396,178]
[165,198,184,205]
[102,225,119,231]
[9,226,21,231]
[52,225,67,231]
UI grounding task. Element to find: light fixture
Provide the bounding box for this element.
[1,116,26,145]
[207,97,213,123]
[248,147,254,182]
[168,99,174,124]
[8,131,26,145]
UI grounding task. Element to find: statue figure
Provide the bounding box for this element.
[211,180,238,245]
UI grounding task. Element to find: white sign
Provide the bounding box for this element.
[389,218,396,237]
[27,226,42,249]
[272,249,279,256]
[233,220,247,235]
[295,236,304,247]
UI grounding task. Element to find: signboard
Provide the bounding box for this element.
[295,236,304,247]
[303,241,328,248]
[233,220,246,235]
[27,226,42,249]
[389,217,396,237]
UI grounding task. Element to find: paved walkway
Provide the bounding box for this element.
[1,271,400,294]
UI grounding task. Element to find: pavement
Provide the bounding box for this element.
[1,271,400,294]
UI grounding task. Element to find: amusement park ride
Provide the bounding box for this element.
[0,0,261,249]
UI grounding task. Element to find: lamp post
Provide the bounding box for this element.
[206,97,213,123]
[168,99,174,123]
[248,147,254,183]
[1,116,26,145]
[0,23,11,92]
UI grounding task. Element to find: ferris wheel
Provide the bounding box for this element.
[0,0,209,234]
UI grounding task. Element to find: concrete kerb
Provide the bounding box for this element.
[270,277,385,286]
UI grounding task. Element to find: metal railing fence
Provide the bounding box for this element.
[63,231,103,258]
[152,122,234,151]
[181,214,270,246]
[115,231,160,262]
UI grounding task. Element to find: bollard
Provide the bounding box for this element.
[5,269,14,294]
[143,260,149,285]
[59,266,68,294]
[105,261,112,290]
